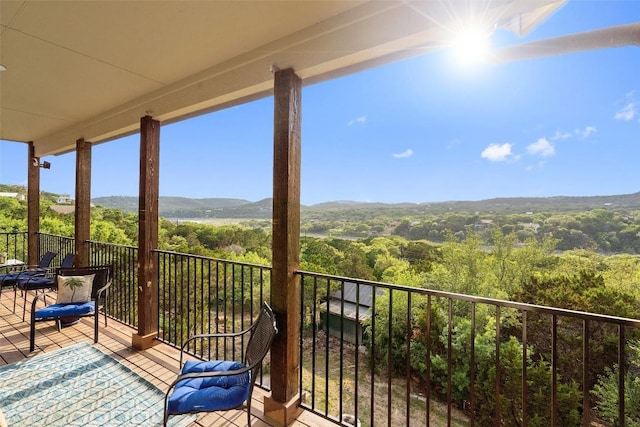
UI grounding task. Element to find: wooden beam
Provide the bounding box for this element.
[133,115,160,349]
[74,138,92,267]
[491,23,640,63]
[264,68,303,426]
[27,142,40,266]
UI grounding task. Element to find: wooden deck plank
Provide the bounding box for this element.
[0,289,334,427]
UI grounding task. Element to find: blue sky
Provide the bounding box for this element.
[1,1,639,205]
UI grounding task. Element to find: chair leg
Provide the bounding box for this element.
[163,397,170,427]
[22,288,28,321]
[94,311,99,343]
[23,288,39,322]
[29,313,36,352]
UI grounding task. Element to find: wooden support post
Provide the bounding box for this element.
[264,68,303,426]
[27,142,40,266]
[75,138,92,267]
[132,115,161,350]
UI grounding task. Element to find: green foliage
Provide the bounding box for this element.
[403,240,440,273]
[300,237,340,275]
[592,340,640,425]
[336,243,376,280]
[515,270,640,318]
[6,189,640,425]
[363,290,445,377]
[472,331,582,427]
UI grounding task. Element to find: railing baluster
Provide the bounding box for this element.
[522,310,528,427]
[370,285,376,427]
[387,289,393,427]
[325,276,330,417]
[619,325,626,427]
[552,314,558,427]
[339,279,345,423]
[583,319,590,427]
[299,272,306,404]
[495,306,501,427]
[406,292,411,427]
[426,294,431,427]
[447,298,453,427]
[470,302,476,427]
[311,275,318,411]
[355,280,360,426]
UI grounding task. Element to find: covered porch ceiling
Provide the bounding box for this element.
[1,0,567,157]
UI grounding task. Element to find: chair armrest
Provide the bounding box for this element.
[30,288,57,311]
[95,279,112,300]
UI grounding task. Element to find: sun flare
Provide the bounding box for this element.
[452,28,492,65]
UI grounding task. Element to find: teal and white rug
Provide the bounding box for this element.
[0,342,195,426]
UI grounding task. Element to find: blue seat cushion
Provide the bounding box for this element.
[18,276,55,289]
[1,270,43,286]
[167,360,250,414]
[0,272,22,285]
[35,301,95,319]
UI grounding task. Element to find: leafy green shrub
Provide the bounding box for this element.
[592,340,640,425]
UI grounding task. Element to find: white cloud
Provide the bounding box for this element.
[527,138,555,157]
[392,149,414,158]
[615,103,636,121]
[551,130,572,140]
[481,143,515,162]
[348,116,367,126]
[575,126,597,138]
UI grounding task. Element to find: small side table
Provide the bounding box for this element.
[0,259,25,267]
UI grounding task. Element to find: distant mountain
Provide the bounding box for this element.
[308,201,418,210]
[92,196,268,218]
[91,192,640,219]
[412,193,640,214]
[304,193,640,214]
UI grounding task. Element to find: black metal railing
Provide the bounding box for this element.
[87,240,139,327]
[0,231,27,263]
[38,232,75,266]
[21,232,640,426]
[155,249,272,387]
[2,231,75,269]
[297,271,640,427]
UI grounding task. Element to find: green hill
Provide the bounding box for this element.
[90,192,640,219]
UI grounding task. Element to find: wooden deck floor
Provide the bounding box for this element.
[0,289,332,427]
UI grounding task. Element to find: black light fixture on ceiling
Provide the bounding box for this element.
[32,158,51,169]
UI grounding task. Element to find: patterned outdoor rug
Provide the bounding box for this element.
[0,342,195,426]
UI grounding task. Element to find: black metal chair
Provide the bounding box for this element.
[29,265,113,352]
[163,301,277,427]
[16,253,75,320]
[0,251,56,304]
